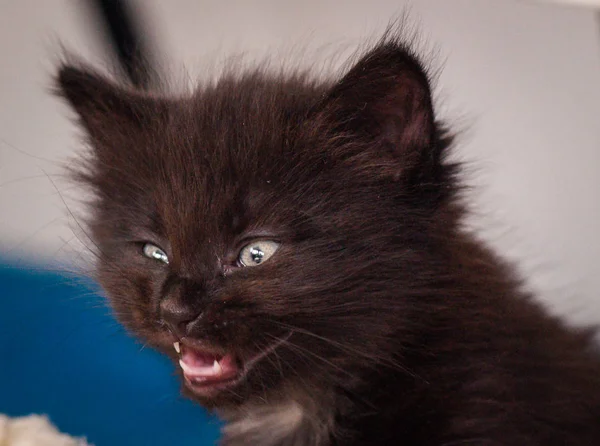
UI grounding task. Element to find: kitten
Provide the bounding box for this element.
[56,34,600,445]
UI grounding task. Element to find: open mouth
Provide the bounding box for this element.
[173,333,291,396]
[174,342,240,394]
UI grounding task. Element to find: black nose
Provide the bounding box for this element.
[159,297,200,338]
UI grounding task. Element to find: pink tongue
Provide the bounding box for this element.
[178,347,237,380]
[181,349,216,368]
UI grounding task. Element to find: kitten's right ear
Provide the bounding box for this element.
[56,65,160,146]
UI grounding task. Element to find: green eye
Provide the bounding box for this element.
[238,240,280,267]
[142,243,169,264]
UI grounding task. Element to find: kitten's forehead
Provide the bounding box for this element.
[143,77,320,263]
[155,76,320,184]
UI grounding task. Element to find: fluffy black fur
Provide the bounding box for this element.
[56,34,600,445]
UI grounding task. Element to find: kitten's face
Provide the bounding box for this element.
[58,42,454,409]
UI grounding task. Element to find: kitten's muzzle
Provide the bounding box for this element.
[159,295,201,338]
[159,293,288,397]
[160,295,230,342]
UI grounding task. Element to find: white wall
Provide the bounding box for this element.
[1,0,599,326]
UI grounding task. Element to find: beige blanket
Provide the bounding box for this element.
[0,415,90,446]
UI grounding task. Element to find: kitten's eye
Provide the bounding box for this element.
[238,240,280,267]
[142,243,169,265]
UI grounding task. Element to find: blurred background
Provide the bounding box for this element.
[1,0,599,444]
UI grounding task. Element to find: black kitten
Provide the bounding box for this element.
[56,34,600,445]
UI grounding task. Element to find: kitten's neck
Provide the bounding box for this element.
[218,367,440,446]
[220,397,334,446]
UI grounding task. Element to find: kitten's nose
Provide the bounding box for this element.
[160,297,200,338]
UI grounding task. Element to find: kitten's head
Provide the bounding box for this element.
[57,38,457,410]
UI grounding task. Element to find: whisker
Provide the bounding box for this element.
[266,333,357,380]
[267,320,424,382]
[42,169,138,288]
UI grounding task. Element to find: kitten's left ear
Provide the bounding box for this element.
[55,65,166,153]
[320,40,446,182]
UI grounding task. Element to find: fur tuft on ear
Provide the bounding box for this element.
[312,35,457,207]
[317,36,455,193]
[56,64,171,161]
[57,65,139,129]
[329,39,434,149]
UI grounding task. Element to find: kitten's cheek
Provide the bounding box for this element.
[100,276,159,336]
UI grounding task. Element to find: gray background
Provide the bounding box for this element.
[0,0,599,327]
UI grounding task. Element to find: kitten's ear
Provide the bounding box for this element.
[320,40,444,180]
[56,65,162,147]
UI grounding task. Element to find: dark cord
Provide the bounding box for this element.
[88,0,153,88]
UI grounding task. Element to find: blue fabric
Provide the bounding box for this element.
[0,262,221,445]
